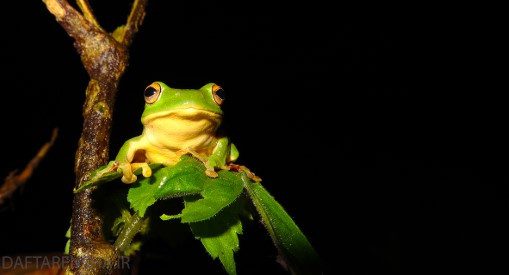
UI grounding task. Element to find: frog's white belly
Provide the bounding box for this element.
[139,111,220,165]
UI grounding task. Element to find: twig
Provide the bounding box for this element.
[0,128,58,206]
[113,0,149,46]
[114,213,145,253]
[42,0,148,274]
[75,0,101,29]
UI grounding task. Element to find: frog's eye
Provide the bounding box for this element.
[212,84,225,105]
[144,82,162,104]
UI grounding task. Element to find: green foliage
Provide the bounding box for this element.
[243,176,321,274]
[152,156,207,200]
[80,155,320,274]
[180,170,244,223]
[64,226,71,254]
[124,241,143,256]
[187,198,244,275]
[127,156,207,217]
[111,209,133,236]
[127,176,158,217]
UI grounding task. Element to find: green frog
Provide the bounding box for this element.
[112,81,241,183]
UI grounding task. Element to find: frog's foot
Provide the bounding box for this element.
[228,164,262,182]
[131,162,152,178]
[117,162,137,184]
[205,163,219,178]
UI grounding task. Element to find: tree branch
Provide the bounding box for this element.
[112,0,148,46]
[43,0,98,45]
[75,0,101,29]
[0,129,58,206]
[42,0,148,273]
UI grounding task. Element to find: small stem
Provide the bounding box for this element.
[114,213,145,253]
[76,0,101,29]
[113,0,148,46]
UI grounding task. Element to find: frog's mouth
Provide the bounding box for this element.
[142,108,222,124]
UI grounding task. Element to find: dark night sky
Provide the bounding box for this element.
[0,1,507,274]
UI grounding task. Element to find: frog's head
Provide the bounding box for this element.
[141,81,225,125]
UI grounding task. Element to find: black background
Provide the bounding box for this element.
[0,1,507,274]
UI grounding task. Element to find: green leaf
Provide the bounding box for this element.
[111,209,134,236]
[188,197,244,275]
[64,226,71,254]
[180,170,244,223]
[75,163,162,193]
[152,156,207,200]
[127,156,207,217]
[124,241,142,257]
[242,175,321,274]
[160,213,182,221]
[127,176,158,217]
[64,239,70,255]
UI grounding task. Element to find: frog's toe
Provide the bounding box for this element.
[117,162,137,184]
[142,165,152,177]
[247,172,262,182]
[132,163,152,178]
[121,174,137,184]
[205,169,219,178]
[228,164,262,182]
[204,161,219,178]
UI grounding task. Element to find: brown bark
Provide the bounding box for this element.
[42,0,148,274]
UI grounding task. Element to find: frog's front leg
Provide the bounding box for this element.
[205,137,237,177]
[206,140,260,182]
[115,137,152,184]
